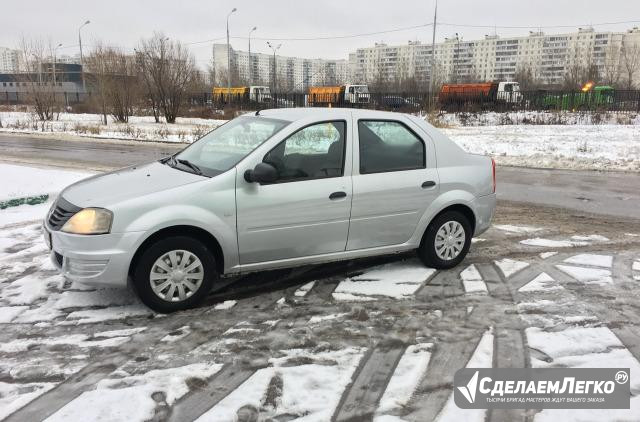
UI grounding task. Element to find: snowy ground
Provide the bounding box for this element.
[2,111,638,172]
[442,124,640,172]
[433,110,640,127]
[0,112,224,143]
[1,164,640,420]
[0,164,90,226]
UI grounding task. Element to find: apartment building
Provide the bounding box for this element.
[0,47,21,73]
[349,27,640,88]
[212,44,348,92]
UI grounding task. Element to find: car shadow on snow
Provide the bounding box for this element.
[201,251,417,308]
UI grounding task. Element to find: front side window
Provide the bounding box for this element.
[263,121,345,182]
[358,120,425,174]
[174,116,289,176]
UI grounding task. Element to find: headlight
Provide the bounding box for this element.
[61,208,113,235]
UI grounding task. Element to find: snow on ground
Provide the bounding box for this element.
[332,260,436,301]
[47,363,224,422]
[460,264,488,294]
[435,111,640,127]
[0,382,56,420]
[0,163,90,202]
[196,348,364,422]
[442,124,640,171]
[376,343,433,416]
[495,258,529,278]
[556,265,613,285]
[528,326,640,421]
[435,329,494,422]
[520,234,609,248]
[0,111,224,143]
[563,253,613,268]
[0,163,90,226]
[493,224,542,234]
[518,272,564,293]
[294,281,316,297]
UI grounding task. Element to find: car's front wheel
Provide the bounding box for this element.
[418,211,472,269]
[133,236,216,313]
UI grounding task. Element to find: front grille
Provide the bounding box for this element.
[54,252,63,267]
[48,197,81,231]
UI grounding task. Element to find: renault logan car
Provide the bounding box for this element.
[44,108,496,312]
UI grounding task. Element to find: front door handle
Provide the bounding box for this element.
[329,191,347,200]
[422,181,436,188]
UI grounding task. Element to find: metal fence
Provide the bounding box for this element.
[198,90,640,113]
[4,89,639,114]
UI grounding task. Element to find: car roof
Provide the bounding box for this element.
[250,107,411,122]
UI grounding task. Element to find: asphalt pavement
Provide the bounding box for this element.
[1,133,639,219]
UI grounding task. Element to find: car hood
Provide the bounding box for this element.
[61,161,206,208]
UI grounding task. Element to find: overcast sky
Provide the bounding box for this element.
[2,0,639,68]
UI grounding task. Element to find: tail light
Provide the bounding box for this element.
[491,158,496,193]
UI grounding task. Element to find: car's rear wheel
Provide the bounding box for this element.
[418,211,472,270]
[133,236,216,313]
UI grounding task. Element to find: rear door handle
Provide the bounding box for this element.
[329,191,347,200]
[422,181,436,188]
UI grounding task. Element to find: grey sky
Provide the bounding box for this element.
[2,0,639,68]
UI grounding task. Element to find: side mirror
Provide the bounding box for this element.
[244,162,278,184]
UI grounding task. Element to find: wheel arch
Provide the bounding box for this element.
[128,225,225,277]
[420,203,476,246]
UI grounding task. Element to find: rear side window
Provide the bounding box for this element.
[358,120,425,174]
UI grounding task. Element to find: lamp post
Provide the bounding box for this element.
[53,43,63,86]
[226,7,237,94]
[248,26,257,85]
[266,41,282,92]
[454,33,461,83]
[78,20,90,94]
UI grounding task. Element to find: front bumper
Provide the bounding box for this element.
[44,222,144,287]
[472,193,496,236]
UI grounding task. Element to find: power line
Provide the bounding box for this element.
[51,18,640,54]
[438,19,640,30]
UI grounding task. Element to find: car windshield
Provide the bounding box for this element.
[354,86,369,93]
[171,116,289,177]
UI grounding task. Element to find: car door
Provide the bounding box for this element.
[236,120,352,265]
[347,115,439,250]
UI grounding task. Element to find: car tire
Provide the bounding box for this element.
[418,211,472,270]
[133,236,216,313]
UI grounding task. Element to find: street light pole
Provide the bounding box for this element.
[430,0,438,107]
[266,41,282,93]
[53,43,63,86]
[248,26,257,85]
[226,7,237,95]
[78,20,90,95]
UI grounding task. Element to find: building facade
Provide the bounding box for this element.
[0,47,21,73]
[348,27,640,89]
[212,44,348,92]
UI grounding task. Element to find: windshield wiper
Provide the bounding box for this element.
[176,158,203,176]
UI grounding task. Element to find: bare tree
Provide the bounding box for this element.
[601,43,622,87]
[85,45,138,124]
[18,37,60,121]
[136,33,196,123]
[86,43,138,124]
[514,63,540,90]
[621,39,640,89]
